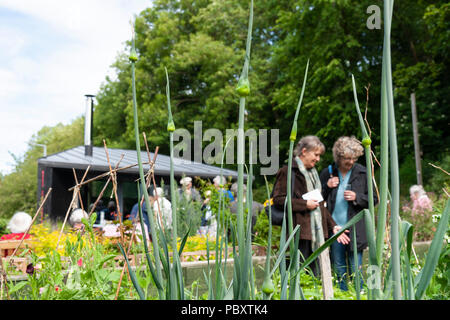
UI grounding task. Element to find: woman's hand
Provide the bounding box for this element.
[343,190,356,202]
[306,199,320,210]
[327,177,339,188]
[333,225,351,244]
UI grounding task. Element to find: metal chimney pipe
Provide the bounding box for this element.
[84,94,95,157]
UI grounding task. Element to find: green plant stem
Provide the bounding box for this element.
[130,30,164,299]
[382,0,401,300]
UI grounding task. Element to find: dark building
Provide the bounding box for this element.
[37,145,239,222]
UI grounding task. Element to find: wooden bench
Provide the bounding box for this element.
[1,257,31,274]
[0,240,33,258]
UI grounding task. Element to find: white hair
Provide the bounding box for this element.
[153,187,165,197]
[8,212,32,234]
[180,176,192,186]
[69,208,88,226]
[213,175,226,185]
[410,185,426,197]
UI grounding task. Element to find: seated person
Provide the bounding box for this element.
[92,200,108,225]
[213,175,234,202]
[129,196,154,232]
[105,201,118,221]
[69,208,88,231]
[1,212,32,241]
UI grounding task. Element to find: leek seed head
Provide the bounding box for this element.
[167,120,175,132]
[129,48,138,62]
[236,77,250,97]
[362,136,372,147]
[262,277,275,295]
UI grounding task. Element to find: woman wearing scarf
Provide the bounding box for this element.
[273,135,350,276]
[319,136,378,291]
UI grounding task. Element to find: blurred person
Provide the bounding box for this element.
[69,208,88,231]
[213,175,234,202]
[409,184,433,213]
[178,176,201,202]
[0,212,33,241]
[105,200,118,221]
[153,187,173,231]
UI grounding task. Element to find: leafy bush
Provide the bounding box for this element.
[253,207,281,249]
[0,217,9,236]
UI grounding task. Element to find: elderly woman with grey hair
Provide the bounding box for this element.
[319,136,378,291]
[273,135,350,276]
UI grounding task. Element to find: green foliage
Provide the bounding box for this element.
[424,246,450,300]
[0,117,84,219]
[425,153,450,195]
[0,217,8,236]
[253,207,281,248]
[7,218,134,300]
[176,193,203,237]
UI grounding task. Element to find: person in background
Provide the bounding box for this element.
[409,184,433,214]
[153,187,173,231]
[129,193,154,233]
[0,212,33,241]
[319,136,378,291]
[105,200,118,221]
[213,175,234,202]
[93,200,108,225]
[229,183,264,235]
[178,176,201,202]
[69,208,89,231]
[273,135,349,277]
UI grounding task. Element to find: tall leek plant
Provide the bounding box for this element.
[233,0,254,300]
[350,0,450,300]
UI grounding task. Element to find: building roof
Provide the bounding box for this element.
[37,146,239,179]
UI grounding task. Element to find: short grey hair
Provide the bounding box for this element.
[410,184,426,197]
[213,175,226,186]
[332,136,364,163]
[294,135,325,157]
[231,182,246,195]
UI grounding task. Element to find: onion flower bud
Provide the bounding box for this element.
[236,77,250,97]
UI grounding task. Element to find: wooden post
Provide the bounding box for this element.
[313,211,334,299]
[410,93,423,185]
[319,248,334,300]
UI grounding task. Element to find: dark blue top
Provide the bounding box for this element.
[129,202,150,229]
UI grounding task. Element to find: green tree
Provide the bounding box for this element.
[0,118,84,218]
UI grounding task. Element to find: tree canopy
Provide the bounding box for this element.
[94,0,448,171]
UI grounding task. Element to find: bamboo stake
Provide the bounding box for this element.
[67,160,152,192]
[9,188,52,259]
[113,145,158,300]
[115,223,138,300]
[103,140,125,244]
[87,154,124,218]
[56,166,91,250]
[0,255,9,300]
[143,134,164,232]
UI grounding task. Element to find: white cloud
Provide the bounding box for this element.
[0,0,151,174]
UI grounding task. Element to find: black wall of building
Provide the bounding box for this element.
[37,165,171,222]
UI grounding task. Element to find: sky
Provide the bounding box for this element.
[0,0,151,174]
